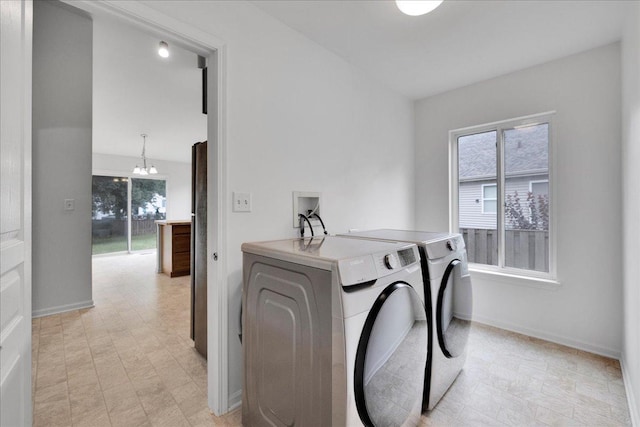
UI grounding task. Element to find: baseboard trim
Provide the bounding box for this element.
[621,357,639,427]
[471,314,621,359]
[228,390,242,412]
[32,300,95,318]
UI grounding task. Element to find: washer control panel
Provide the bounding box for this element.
[383,253,398,270]
[338,244,419,286]
[373,244,419,277]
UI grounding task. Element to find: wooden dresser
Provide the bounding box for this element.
[156,220,191,277]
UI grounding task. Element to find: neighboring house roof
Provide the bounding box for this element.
[458,124,548,181]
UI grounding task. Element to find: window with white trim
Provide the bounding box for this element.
[451,113,554,277]
[481,184,497,214]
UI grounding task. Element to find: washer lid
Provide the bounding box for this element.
[344,229,453,244]
[241,236,416,276]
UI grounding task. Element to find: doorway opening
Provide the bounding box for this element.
[31,0,230,421]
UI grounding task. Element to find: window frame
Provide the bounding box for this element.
[449,112,556,281]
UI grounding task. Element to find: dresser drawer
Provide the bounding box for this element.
[172,235,191,254]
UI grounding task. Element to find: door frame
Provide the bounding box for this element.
[65,1,230,415]
[1,0,33,424]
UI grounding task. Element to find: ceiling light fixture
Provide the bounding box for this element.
[133,134,158,176]
[396,0,444,16]
[158,41,169,58]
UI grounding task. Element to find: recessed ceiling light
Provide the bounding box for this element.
[396,0,444,16]
[158,41,169,58]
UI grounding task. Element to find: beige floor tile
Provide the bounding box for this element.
[69,383,108,425]
[222,408,242,426]
[187,407,223,427]
[34,381,69,405]
[572,404,620,427]
[36,362,67,389]
[67,364,101,391]
[535,405,581,426]
[132,374,177,414]
[160,369,193,391]
[102,382,140,414]
[34,398,72,427]
[40,314,62,329]
[170,381,203,404]
[175,390,209,419]
[147,403,191,427]
[109,405,151,427]
[125,362,159,384]
[496,403,538,426]
[73,407,115,427]
[610,403,632,425]
[65,349,95,371]
[32,252,633,427]
[95,358,130,392]
[455,405,506,426]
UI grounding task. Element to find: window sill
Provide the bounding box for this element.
[468,265,560,290]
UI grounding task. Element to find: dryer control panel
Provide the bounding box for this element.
[425,234,465,260]
[339,244,420,287]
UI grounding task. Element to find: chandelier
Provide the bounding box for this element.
[132,134,158,175]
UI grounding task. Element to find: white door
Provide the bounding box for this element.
[1,0,33,426]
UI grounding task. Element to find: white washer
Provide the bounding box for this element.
[340,230,473,411]
[242,236,427,426]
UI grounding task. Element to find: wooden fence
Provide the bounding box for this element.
[460,228,549,272]
[92,219,158,237]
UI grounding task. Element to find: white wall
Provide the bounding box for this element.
[621,2,640,424]
[32,1,93,317]
[92,153,191,220]
[92,15,206,163]
[415,44,622,357]
[141,0,415,407]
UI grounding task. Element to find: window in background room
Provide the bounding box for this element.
[131,178,166,251]
[451,113,553,277]
[91,175,166,254]
[92,176,129,255]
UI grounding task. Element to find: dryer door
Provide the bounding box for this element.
[354,282,427,427]
[436,260,473,358]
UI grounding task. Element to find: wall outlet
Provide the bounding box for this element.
[64,199,75,211]
[233,192,251,212]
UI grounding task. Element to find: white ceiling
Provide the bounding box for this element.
[93,15,207,163]
[90,1,628,162]
[251,0,629,100]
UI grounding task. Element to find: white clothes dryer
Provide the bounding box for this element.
[241,236,427,426]
[340,230,473,411]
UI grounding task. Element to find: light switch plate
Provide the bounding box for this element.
[233,192,251,212]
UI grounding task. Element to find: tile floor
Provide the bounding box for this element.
[421,324,631,426]
[32,252,631,426]
[32,252,240,426]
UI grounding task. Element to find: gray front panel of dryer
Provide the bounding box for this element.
[243,253,333,427]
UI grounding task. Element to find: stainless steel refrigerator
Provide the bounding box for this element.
[191,141,207,358]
